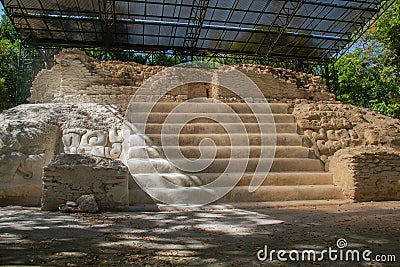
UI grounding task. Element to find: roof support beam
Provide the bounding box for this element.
[24,37,331,61]
[298,0,378,12]
[258,0,305,57]
[10,12,350,42]
[182,0,209,54]
[99,0,116,48]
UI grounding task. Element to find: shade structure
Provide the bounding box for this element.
[1,0,393,61]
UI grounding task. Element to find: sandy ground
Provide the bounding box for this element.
[0,202,398,266]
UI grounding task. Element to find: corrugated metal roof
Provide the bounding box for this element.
[1,0,391,61]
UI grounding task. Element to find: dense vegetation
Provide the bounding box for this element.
[333,1,400,118]
[1,1,400,117]
[0,14,19,111]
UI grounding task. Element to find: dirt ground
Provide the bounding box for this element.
[0,201,398,266]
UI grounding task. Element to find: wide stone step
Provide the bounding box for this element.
[142,122,297,134]
[126,158,324,173]
[183,158,325,173]
[130,172,333,187]
[128,185,343,204]
[146,133,302,146]
[157,145,313,159]
[127,113,295,124]
[153,200,354,211]
[218,185,343,203]
[129,102,289,114]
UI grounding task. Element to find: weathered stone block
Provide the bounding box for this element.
[41,154,129,211]
[330,146,400,202]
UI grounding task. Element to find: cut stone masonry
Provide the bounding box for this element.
[293,101,400,168]
[42,154,129,211]
[1,49,399,207]
[330,146,400,201]
[29,49,334,111]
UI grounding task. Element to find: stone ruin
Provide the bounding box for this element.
[29,49,335,111]
[0,103,122,207]
[42,154,129,211]
[0,49,399,210]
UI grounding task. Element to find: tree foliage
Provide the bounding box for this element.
[334,0,400,118]
[376,1,400,69]
[0,13,20,111]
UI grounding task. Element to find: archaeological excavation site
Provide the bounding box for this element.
[0,0,398,212]
[0,1,399,265]
[1,48,399,210]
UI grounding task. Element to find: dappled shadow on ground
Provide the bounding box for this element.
[0,202,399,266]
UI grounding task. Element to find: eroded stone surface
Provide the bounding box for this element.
[330,146,400,201]
[293,101,400,168]
[216,64,335,102]
[0,104,123,206]
[30,49,165,111]
[29,49,334,110]
[62,128,123,159]
[42,154,129,211]
[76,194,99,213]
[59,194,100,213]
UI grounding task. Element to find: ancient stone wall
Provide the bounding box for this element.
[30,49,165,111]
[42,154,129,211]
[30,49,334,109]
[330,146,400,201]
[293,101,400,169]
[213,65,335,102]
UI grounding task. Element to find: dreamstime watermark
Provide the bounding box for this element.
[122,62,277,206]
[257,238,397,263]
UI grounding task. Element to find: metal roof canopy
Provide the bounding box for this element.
[1,0,392,61]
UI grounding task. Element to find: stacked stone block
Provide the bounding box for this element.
[330,147,400,201]
[29,49,334,110]
[42,154,129,211]
[293,102,400,168]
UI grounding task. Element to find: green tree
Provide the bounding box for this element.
[334,1,400,118]
[0,13,20,111]
[375,0,400,69]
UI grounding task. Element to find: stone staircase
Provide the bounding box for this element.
[125,100,343,205]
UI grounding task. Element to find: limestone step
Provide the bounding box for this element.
[129,102,289,114]
[131,199,353,211]
[177,158,324,173]
[142,122,297,134]
[126,158,324,173]
[146,133,302,146]
[124,100,342,206]
[128,185,343,204]
[156,146,313,159]
[130,172,333,187]
[218,185,344,203]
[127,113,295,124]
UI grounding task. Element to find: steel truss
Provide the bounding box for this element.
[0,0,393,61]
